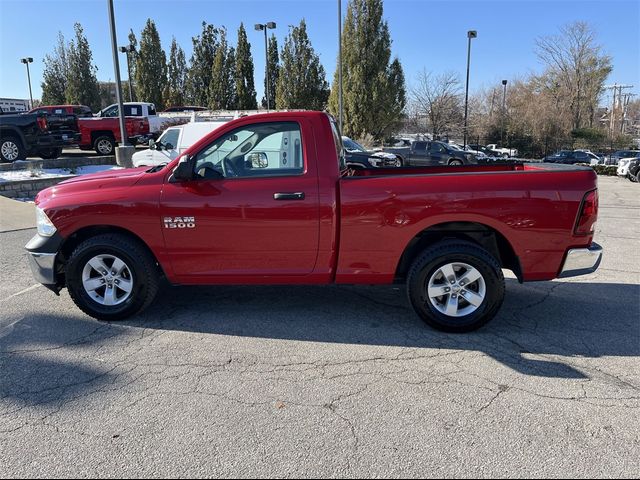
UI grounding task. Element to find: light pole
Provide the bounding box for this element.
[255,22,276,112]
[501,79,508,146]
[463,30,477,149]
[119,44,135,102]
[20,57,34,109]
[338,0,343,130]
[107,0,133,167]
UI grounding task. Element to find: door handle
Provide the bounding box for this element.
[273,192,305,200]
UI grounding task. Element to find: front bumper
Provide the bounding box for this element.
[558,242,603,278]
[25,232,64,287]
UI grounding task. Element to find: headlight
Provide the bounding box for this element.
[367,157,381,167]
[36,207,57,237]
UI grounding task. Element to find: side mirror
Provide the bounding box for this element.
[248,152,268,168]
[149,139,156,150]
[171,157,194,182]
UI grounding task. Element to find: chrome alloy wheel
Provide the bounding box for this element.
[97,139,113,154]
[1,140,19,161]
[426,262,486,317]
[82,254,133,306]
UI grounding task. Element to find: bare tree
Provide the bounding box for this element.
[410,70,463,138]
[535,22,612,131]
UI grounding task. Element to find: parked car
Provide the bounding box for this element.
[543,150,572,162]
[626,158,640,182]
[342,136,402,168]
[132,121,228,167]
[29,104,93,118]
[26,111,601,333]
[78,116,150,155]
[606,150,640,165]
[161,106,207,113]
[616,157,639,178]
[468,144,501,158]
[383,140,477,166]
[544,150,600,164]
[97,102,163,134]
[486,144,518,158]
[0,110,80,162]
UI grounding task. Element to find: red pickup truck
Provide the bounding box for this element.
[25,111,602,332]
[77,116,150,155]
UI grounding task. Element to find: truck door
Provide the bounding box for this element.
[409,141,428,166]
[160,119,320,280]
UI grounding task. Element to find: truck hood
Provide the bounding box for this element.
[36,167,149,203]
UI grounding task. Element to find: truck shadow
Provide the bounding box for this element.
[137,279,639,380]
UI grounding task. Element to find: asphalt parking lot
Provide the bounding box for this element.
[0,176,638,478]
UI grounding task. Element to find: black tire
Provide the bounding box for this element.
[0,135,26,163]
[634,171,640,183]
[407,240,505,333]
[66,233,160,321]
[448,159,464,166]
[38,147,63,160]
[94,135,115,155]
[503,153,510,158]
[393,156,403,167]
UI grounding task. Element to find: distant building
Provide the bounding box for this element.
[0,98,29,112]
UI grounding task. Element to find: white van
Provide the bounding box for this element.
[132,121,228,167]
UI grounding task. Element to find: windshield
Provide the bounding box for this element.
[342,137,366,152]
[447,143,463,151]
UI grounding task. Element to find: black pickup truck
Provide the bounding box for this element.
[0,108,80,162]
[383,140,477,166]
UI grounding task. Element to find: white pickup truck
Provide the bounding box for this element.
[486,144,518,158]
[97,102,165,135]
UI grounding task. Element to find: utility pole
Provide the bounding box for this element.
[338,0,343,131]
[463,30,477,148]
[620,92,636,134]
[254,22,277,111]
[604,84,634,136]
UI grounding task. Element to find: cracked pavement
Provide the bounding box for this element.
[0,176,638,477]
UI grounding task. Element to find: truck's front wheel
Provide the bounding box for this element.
[407,240,505,332]
[66,233,159,321]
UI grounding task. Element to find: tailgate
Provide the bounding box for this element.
[46,113,79,133]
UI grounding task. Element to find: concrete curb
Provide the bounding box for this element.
[0,156,116,172]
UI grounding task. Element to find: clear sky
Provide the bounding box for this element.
[1,0,638,105]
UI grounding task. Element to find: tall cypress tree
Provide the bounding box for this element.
[261,34,279,109]
[276,19,329,110]
[209,28,235,110]
[185,22,219,106]
[65,23,100,111]
[135,19,166,109]
[164,37,187,108]
[127,29,138,101]
[41,32,69,105]
[328,0,405,140]
[234,23,257,109]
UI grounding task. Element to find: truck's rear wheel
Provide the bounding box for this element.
[38,147,63,159]
[407,240,505,332]
[66,233,159,321]
[1,136,25,163]
[448,159,463,166]
[94,136,115,155]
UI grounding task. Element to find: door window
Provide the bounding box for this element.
[159,128,180,150]
[193,122,304,179]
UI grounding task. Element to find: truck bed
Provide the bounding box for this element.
[337,162,597,283]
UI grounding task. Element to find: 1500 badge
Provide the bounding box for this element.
[164,216,196,229]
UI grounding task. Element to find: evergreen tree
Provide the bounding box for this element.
[328,0,406,140]
[164,37,187,108]
[127,29,138,101]
[135,19,166,109]
[209,28,236,110]
[41,32,69,105]
[276,19,329,110]
[261,35,279,109]
[65,23,100,111]
[185,22,219,106]
[234,23,257,109]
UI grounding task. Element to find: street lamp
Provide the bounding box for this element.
[20,57,34,110]
[338,0,343,130]
[463,30,477,149]
[119,44,135,102]
[255,22,276,111]
[501,79,508,146]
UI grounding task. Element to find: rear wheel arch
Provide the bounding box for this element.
[394,221,521,283]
